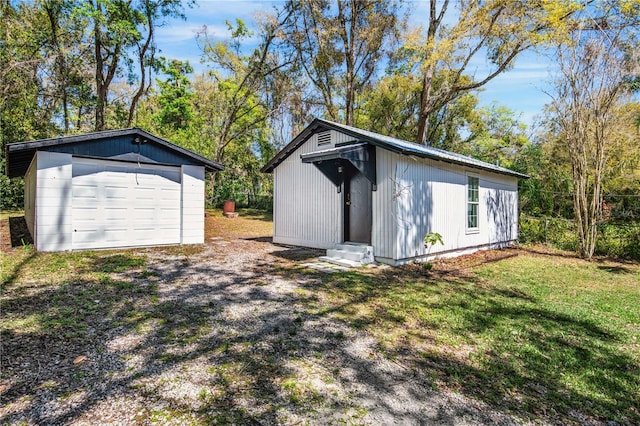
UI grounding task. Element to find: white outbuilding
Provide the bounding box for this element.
[6,128,223,251]
[262,119,528,266]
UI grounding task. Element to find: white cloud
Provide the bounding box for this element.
[155,24,208,43]
[184,0,281,23]
[155,1,269,46]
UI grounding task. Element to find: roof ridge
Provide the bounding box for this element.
[262,117,528,179]
[6,128,223,177]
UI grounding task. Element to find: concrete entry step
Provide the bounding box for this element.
[323,242,374,266]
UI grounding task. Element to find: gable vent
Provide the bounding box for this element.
[317,130,331,146]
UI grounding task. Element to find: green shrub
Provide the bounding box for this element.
[595,222,640,260]
[519,216,577,251]
[0,174,23,210]
[519,216,640,260]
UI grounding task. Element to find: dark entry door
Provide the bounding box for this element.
[344,168,372,244]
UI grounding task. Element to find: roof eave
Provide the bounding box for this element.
[262,118,529,179]
[391,147,530,179]
[132,128,224,172]
[261,119,326,173]
[6,128,224,176]
[312,120,529,179]
[6,128,137,152]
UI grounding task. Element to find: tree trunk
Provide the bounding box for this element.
[93,1,122,131]
[415,0,442,145]
[338,0,355,126]
[45,3,70,132]
[127,0,154,127]
[416,63,435,145]
[94,4,105,131]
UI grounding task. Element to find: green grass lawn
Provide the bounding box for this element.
[1,206,638,424]
[299,250,640,423]
[205,208,273,239]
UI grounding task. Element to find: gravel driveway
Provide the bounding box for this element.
[2,235,527,425]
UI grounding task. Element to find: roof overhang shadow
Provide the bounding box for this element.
[300,142,376,191]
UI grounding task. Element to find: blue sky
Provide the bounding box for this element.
[154,0,553,128]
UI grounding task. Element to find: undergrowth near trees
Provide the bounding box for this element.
[519,215,640,260]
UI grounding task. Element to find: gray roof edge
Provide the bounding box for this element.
[7,128,223,172]
[262,118,528,179]
[315,119,529,179]
[261,120,325,173]
[132,128,224,171]
[7,128,138,151]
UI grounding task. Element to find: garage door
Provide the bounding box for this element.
[72,158,181,250]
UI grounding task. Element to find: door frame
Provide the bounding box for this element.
[342,165,372,244]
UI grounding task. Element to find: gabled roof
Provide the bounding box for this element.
[261,118,529,179]
[5,127,223,178]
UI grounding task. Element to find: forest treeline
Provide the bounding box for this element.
[1,1,639,259]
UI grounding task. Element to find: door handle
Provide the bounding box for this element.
[346,201,351,206]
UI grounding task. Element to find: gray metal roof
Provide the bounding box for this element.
[262,118,529,179]
[6,128,223,178]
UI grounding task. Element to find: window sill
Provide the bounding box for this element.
[466,228,480,235]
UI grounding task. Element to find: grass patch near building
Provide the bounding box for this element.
[304,249,640,424]
[1,208,638,424]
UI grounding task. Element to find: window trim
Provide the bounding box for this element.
[466,174,480,234]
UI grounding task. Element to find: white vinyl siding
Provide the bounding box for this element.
[371,147,399,261]
[181,165,205,244]
[333,130,358,145]
[394,156,447,261]
[35,151,73,251]
[273,132,342,248]
[392,156,519,263]
[484,175,519,244]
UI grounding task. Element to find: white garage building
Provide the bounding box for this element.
[6,128,223,251]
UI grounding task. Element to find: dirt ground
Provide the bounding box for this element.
[1,214,531,425]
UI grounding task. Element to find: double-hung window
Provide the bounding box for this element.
[467,176,479,232]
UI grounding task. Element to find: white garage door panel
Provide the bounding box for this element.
[104,185,128,199]
[105,229,133,242]
[161,187,180,197]
[73,185,98,201]
[103,208,128,220]
[73,230,98,245]
[72,158,182,250]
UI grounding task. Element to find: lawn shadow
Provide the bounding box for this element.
[597,264,633,274]
[3,242,477,424]
[243,236,272,243]
[517,245,582,260]
[270,245,325,262]
[8,216,33,248]
[2,243,638,425]
[1,248,307,423]
[301,265,640,424]
[1,246,37,288]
